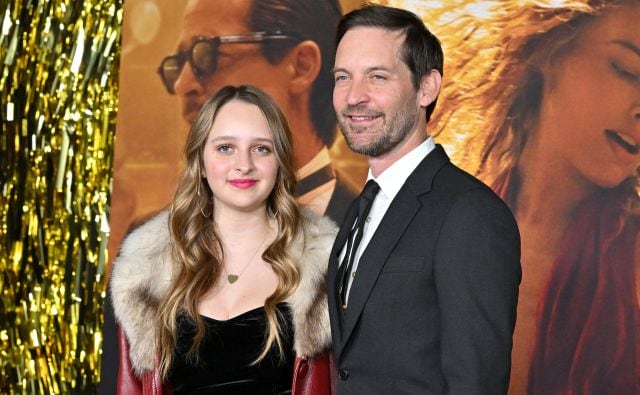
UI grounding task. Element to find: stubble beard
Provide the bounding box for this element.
[338,102,420,157]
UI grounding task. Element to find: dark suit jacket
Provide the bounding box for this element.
[326,174,358,224]
[328,145,521,394]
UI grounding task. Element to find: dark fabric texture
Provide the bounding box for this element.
[338,180,380,306]
[327,145,521,394]
[168,303,294,395]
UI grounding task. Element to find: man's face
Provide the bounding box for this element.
[172,0,292,124]
[333,27,424,157]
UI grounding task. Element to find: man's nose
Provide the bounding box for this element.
[173,62,202,97]
[346,78,370,106]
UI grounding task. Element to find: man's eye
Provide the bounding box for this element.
[371,74,386,80]
[335,75,349,82]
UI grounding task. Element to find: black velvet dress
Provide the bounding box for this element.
[168,302,294,394]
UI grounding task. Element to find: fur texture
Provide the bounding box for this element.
[110,209,337,376]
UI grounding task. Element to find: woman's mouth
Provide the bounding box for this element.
[605,129,639,155]
[229,179,257,189]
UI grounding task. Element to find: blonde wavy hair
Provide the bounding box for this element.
[158,85,302,377]
[424,0,638,209]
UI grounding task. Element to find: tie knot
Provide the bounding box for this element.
[361,180,380,201]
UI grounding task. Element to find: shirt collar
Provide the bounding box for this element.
[368,137,436,201]
[296,146,331,179]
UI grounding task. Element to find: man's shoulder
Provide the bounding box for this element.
[438,160,489,189]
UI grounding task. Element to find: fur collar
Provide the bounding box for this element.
[110,208,337,376]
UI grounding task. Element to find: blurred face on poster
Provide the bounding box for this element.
[532,4,640,190]
[164,0,293,124]
[156,0,336,171]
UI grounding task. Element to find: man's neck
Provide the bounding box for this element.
[368,131,429,178]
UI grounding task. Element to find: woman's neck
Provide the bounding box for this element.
[214,207,273,247]
[514,138,597,246]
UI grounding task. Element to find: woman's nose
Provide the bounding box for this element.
[234,151,255,174]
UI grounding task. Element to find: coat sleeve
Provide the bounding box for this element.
[117,324,143,395]
[292,351,336,395]
[117,324,168,395]
[434,188,521,394]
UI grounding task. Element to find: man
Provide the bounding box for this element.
[327,5,521,394]
[158,0,357,222]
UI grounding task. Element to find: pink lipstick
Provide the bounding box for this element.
[229,179,257,189]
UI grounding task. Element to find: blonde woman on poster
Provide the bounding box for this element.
[431,1,640,393]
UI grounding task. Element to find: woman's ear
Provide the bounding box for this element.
[418,69,442,108]
[286,40,322,96]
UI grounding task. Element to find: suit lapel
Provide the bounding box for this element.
[333,145,451,358]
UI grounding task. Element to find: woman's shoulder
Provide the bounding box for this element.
[119,211,172,257]
[110,210,174,319]
[299,207,338,241]
[109,210,175,375]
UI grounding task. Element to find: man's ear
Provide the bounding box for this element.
[286,40,322,96]
[418,69,442,107]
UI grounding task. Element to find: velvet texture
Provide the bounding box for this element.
[168,303,294,394]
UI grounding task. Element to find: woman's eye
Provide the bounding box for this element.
[611,61,639,82]
[254,145,272,154]
[216,144,233,153]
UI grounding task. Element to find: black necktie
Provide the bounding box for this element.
[339,180,380,308]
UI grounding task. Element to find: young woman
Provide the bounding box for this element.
[111,85,336,394]
[430,1,640,393]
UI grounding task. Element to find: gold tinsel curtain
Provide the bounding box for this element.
[1,0,122,393]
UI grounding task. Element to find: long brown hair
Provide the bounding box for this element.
[428,0,638,210]
[158,85,301,376]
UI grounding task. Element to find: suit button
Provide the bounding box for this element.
[339,369,350,380]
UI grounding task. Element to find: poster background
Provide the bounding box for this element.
[106,1,639,394]
[108,0,370,271]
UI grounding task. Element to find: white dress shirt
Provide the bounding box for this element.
[341,137,436,301]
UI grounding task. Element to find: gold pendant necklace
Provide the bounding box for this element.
[224,233,269,284]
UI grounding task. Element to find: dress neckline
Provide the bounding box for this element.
[199,302,288,323]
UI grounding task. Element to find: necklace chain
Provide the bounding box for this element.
[224,233,269,284]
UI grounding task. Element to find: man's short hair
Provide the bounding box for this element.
[249,0,343,146]
[336,4,444,122]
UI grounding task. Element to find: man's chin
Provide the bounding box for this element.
[182,103,203,124]
[182,109,199,124]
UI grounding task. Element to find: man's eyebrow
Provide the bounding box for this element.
[332,66,392,74]
[611,39,640,58]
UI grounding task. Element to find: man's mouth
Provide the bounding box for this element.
[348,115,379,121]
[182,101,204,123]
[605,129,639,155]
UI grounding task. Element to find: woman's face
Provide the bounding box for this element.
[202,99,279,214]
[535,3,640,189]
